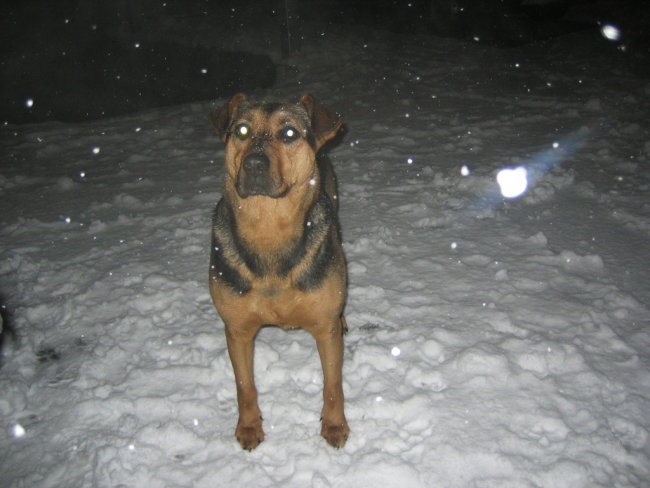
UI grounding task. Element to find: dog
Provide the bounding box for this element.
[209,93,349,450]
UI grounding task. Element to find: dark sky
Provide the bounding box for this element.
[1,0,647,123]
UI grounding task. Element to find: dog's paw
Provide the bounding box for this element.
[321,421,350,449]
[236,422,265,451]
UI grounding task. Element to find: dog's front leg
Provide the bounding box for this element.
[225,322,264,450]
[313,315,350,448]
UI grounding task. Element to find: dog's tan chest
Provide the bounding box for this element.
[213,272,344,333]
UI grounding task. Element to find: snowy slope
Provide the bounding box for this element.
[2,21,650,488]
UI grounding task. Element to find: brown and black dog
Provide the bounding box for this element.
[209,93,349,450]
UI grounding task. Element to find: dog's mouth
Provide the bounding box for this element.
[237,182,289,199]
[236,153,288,199]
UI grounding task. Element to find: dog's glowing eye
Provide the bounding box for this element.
[279,126,300,144]
[234,123,251,140]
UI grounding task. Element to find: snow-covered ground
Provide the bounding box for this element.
[2,16,650,488]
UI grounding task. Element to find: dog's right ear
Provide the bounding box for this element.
[210,93,247,143]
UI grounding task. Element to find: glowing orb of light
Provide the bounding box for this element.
[496,166,528,199]
[601,24,621,41]
[11,423,26,439]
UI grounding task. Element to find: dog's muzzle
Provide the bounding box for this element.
[237,153,277,198]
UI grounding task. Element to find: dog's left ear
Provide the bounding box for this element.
[299,94,342,149]
[211,93,247,143]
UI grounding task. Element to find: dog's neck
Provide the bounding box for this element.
[232,186,319,256]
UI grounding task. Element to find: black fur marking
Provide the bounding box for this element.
[295,227,338,291]
[218,199,267,277]
[262,102,283,115]
[292,192,340,291]
[277,192,333,278]
[304,129,317,150]
[232,229,267,278]
[211,200,252,294]
[210,237,251,295]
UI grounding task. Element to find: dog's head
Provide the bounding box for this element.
[211,94,342,200]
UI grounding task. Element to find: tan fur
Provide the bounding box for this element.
[209,93,349,450]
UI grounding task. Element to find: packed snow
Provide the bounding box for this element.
[2,13,650,488]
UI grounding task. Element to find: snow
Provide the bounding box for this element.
[2,15,650,488]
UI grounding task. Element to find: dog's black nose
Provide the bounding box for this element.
[243,153,270,176]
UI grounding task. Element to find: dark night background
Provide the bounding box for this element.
[2,0,648,124]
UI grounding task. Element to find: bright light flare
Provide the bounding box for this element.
[601,24,621,41]
[11,423,26,439]
[497,166,528,199]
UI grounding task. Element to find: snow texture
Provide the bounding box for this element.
[2,16,650,488]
